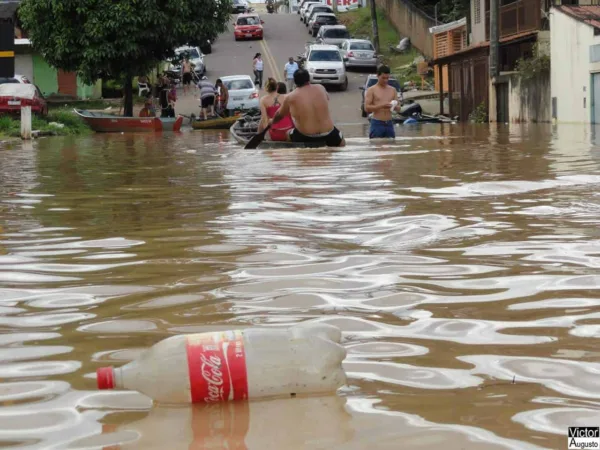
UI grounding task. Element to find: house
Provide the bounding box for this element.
[431,0,551,122]
[8,0,101,99]
[430,18,468,93]
[550,5,600,123]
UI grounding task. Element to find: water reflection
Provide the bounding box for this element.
[1,123,600,449]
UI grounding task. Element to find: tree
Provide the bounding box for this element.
[19,0,232,117]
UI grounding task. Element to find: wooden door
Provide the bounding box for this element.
[57,70,77,97]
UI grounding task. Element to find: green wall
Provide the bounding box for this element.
[31,53,100,99]
[32,54,58,97]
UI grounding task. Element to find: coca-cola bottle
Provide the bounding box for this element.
[96,322,347,404]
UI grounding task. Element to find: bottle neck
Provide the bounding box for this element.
[113,367,124,389]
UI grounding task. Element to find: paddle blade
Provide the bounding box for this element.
[244,125,271,149]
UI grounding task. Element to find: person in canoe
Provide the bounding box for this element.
[215,79,229,117]
[257,77,294,141]
[270,69,345,147]
[197,76,217,120]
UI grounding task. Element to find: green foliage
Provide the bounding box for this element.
[339,8,429,85]
[19,0,232,114]
[468,102,488,123]
[0,112,90,138]
[410,0,469,22]
[516,43,550,81]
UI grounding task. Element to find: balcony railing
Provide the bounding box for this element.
[485,0,541,41]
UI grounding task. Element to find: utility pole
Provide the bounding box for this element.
[489,0,499,78]
[370,0,380,55]
[332,0,337,14]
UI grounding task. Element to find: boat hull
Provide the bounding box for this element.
[192,116,238,130]
[74,109,183,133]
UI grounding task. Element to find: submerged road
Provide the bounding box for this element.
[181,11,371,125]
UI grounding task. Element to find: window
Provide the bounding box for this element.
[308,50,342,61]
[474,0,481,24]
[177,48,200,59]
[225,79,254,90]
[324,29,350,38]
[237,17,259,25]
[350,42,374,51]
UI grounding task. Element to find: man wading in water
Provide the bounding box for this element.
[364,65,401,139]
[270,69,345,147]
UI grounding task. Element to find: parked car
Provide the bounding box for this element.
[171,46,206,78]
[221,75,260,111]
[231,0,250,14]
[0,83,47,117]
[359,74,403,117]
[299,1,320,20]
[297,0,316,14]
[308,13,338,37]
[303,44,348,91]
[340,39,378,70]
[0,74,31,84]
[316,25,351,48]
[234,14,264,41]
[304,4,333,25]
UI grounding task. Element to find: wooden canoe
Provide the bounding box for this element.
[74,109,183,133]
[192,115,239,130]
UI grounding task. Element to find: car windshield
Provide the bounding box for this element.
[324,29,350,39]
[309,50,341,62]
[225,79,254,90]
[237,17,259,25]
[312,7,330,13]
[317,16,336,23]
[350,42,374,51]
[366,78,401,91]
[0,78,20,84]
[177,48,200,59]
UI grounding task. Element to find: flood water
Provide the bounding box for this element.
[2,123,600,449]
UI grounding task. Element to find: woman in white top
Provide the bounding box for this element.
[253,53,264,89]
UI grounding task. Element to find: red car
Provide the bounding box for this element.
[0,83,48,117]
[234,14,264,41]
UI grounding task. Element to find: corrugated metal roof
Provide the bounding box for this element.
[555,5,600,30]
[429,18,467,35]
[0,1,20,19]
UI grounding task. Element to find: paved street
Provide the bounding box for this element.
[175,11,369,125]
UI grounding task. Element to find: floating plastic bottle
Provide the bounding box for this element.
[96,322,347,404]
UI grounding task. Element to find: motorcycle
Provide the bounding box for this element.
[266,1,275,13]
[295,54,306,69]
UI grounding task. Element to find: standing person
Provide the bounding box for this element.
[283,57,299,92]
[181,56,194,96]
[253,53,264,89]
[271,69,345,147]
[197,76,216,120]
[258,78,294,141]
[215,79,229,116]
[364,65,401,139]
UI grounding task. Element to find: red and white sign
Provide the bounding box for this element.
[186,330,249,403]
[324,0,362,12]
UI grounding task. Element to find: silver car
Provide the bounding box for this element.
[340,39,377,70]
[316,25,351,48]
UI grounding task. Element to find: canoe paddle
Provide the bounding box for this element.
[244,124,271,149]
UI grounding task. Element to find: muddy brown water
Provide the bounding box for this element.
[1,124,600,449]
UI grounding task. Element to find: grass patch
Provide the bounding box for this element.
[0,110,91,138]
[338,7,429,85]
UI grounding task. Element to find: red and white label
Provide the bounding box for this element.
[186,330,248,403]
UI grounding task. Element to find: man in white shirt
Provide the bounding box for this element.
[283,57,299,92]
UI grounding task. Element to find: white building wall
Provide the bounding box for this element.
[550,8,600,123]
[471,0,486,45]
[15,54,33,83]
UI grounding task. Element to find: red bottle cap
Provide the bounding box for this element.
[97,367,115,390]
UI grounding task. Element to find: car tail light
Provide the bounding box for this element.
[347,52,354,57]
[249,92,258,99]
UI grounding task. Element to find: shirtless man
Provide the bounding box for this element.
[364,65,401,139]
[271,68,345,147]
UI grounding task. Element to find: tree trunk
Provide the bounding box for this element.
[123,73,134,117]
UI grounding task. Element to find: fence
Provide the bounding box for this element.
[485,0,541,41]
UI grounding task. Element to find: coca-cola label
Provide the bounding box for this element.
[186,330,248,403]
